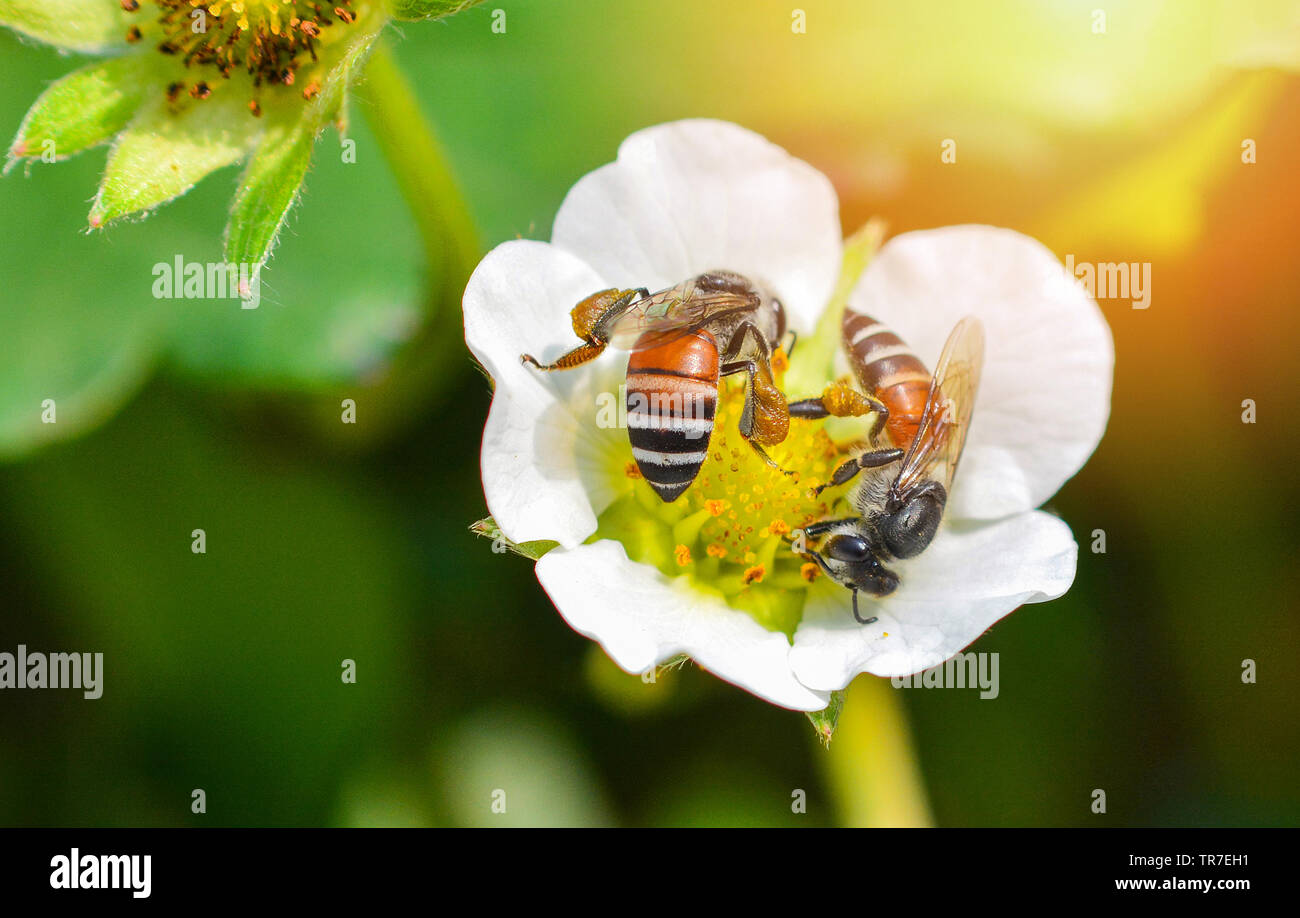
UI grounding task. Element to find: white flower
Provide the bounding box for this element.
[463,119,1112,712]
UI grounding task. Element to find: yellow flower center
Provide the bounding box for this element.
[594,366,853,638]
[126,1,365,112]
[677,382,842,571]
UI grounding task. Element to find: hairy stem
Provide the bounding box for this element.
[360,35,479,333]
[336,34,481,439]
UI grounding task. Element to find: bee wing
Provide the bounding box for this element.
[605,281,759,351]
[890,316,985,501]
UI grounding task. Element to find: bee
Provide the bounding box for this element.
[788,308,985,623]
[521,271,792,502]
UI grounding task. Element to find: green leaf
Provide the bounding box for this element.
[0,292,166,460]
[0,393,408,824]
[0,54,172,458]
[0,0,136,53]
[389,0,485,22]
[9,56,151,165]
[89,91,260,228]
[0,35,170,459]
[223,117,316,277]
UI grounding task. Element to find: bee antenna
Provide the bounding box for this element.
[851,589,878,626]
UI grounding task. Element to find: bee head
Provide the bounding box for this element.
[816,532,899,597]
[881,484,947,559]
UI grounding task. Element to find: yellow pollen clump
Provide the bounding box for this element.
[800,562,820,582]
[742,565,765,585]
[624,461,642,479]
[674,544,692,566]
[706,544,728,559]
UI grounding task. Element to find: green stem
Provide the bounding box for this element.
[821,675,934,827]
[360,35,480,325]
[323,34,481,441]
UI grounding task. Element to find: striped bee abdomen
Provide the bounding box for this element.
[842,309,932,449]
[626,329,719,502]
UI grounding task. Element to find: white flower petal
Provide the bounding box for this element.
[465,240,630,548]
[849,225,1113,519]
[537,541,832,712]
[463,238,611,395]
[789,510,1077,689]
[551,119,842,333]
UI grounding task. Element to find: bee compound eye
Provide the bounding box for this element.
[826,534,871,563]
[885,493,944,559]
[771,296,787,339]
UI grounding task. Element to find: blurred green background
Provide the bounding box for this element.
[1,0,1297,826]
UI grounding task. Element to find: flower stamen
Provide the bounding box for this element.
[125,1,364,112]
[595,373,854,635]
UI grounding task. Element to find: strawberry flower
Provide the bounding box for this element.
[2,0,480,281]
[464,119,1112,711]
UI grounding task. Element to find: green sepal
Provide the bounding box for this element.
[0,0,136,53]
[389,0,485,22]
[9,56,151,166]
[469,517,558,560]
[223,117,316,280]
[89,90,260,228]
[806,690,847,747]
[222,17,380,281]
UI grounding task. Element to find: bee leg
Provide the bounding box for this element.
[800,517,858,537]
[747,441,796,476]
[582,287,649,341]
[811,447,905,497]
[790,383,889,440]
[723,322,791,451]
[521,341,606,371]
[726,364,789,474]
[525,286,650,369]
[788,398,831,419]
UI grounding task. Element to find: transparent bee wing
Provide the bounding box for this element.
[605,280,759,351]
[890,316,985,501]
